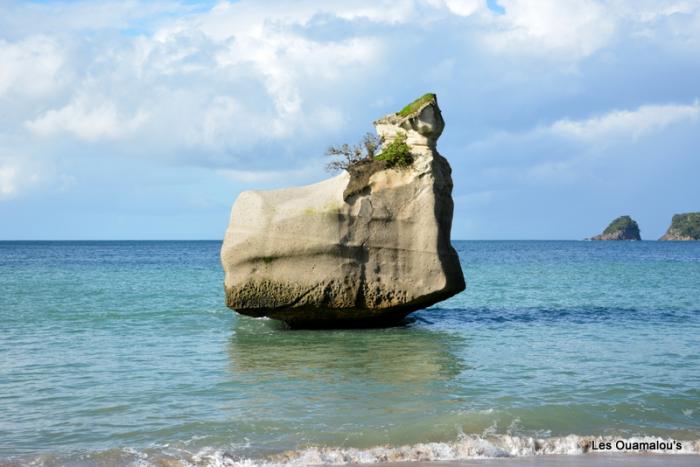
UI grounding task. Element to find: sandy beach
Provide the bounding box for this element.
[366,454,700,467]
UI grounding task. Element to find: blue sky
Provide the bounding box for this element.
[1,0,698,239]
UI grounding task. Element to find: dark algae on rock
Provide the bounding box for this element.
[591,215,641,240]
[659,212,700,240]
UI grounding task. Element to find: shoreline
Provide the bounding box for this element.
[354,454,700,467]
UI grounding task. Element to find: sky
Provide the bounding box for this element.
[1,0,699,240]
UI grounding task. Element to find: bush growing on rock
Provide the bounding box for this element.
[325,133,381,172]
[325,132,413,172]
[374,133,413,168]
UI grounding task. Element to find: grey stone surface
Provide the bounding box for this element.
[221,96,465,327]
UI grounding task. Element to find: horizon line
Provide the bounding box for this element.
[0,239,673,242]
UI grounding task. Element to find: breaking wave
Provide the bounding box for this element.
[11,435,700,467]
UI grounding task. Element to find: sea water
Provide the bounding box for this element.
[1,240,699,465]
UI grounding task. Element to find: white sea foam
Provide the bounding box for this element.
[14,436,700,467]
[188,435,700,467]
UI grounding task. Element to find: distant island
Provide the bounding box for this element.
[659,212,700,240]
[591,215,641,241]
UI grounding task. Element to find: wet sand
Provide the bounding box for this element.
[354,454,700,467]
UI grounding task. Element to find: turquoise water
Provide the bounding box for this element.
[1,241,699,465]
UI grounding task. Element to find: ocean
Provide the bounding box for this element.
[1,240,699,466]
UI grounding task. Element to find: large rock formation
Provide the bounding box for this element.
[659,212,700,240]
[591,215,641,241]
[221,94,465,327]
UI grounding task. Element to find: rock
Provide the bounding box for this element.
[220,93,465,328]
[659,212,700,240]
[591,215,641,240]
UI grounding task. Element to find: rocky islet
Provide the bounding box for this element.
[220,94,465,327]
[591,215,641,241]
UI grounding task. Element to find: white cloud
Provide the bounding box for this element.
[0,36,65,98]
[485,0,616,59]
[2,0,700,192]
[26,97,148,141]
[482,0,700,60]
[8,0,695,157]
[0,158,42,200]
[422,0,484,17]
[611,0,699,23]
[0,1,191,35]
[314,106,345,132]
[0,165,19,199]
[187,96,241,149]
[17,1,384,151]
[458,99,700,190]
[444,0,483,16]
[0,0,698,239]
[212,34,381,118]
[186,0,419,41]
[550,101,700,140]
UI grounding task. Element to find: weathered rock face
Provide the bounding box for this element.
[221,95,465,327]
[659,212,700,240]
[591,215,641,241]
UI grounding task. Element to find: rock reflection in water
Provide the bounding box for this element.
[227,316,467,384]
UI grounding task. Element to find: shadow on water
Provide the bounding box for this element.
[227,315,469,384]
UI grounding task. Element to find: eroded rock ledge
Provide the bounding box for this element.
[221,94,465,328]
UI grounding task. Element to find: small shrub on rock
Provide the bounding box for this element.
[325,133,381,172]
[374,133,413,168]
[325,132,414,173]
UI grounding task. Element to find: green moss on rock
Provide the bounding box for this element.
[397,93,436,118]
